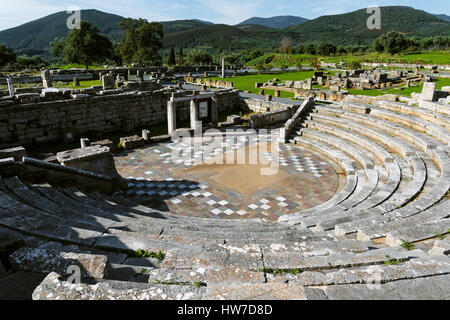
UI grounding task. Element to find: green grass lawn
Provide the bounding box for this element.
[247,51,450,70]
[48,63,108,70]
[209,70,449,99]
[54,80,102,89]
[208,71,315,98]
[347,77,450,97]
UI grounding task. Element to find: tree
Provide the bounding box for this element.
[0,43,16,67]
[373,31,409,55]
[317,42,337,56]
[50,37,66,59]
[167,47,176,66]
[306,44,316,55]
[296,44,305,54]
[62,21,113,69]
[177,48,184,65]
[111,42,123,66]
[119,18,163,66]
[187,50,213,66]
[347,61,362,70]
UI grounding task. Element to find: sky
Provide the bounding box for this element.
[1,0,449,31]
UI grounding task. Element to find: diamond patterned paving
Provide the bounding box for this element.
[115,130,338,221]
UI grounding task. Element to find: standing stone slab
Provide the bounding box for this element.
[421,82,436,101]
[6,77,14,96]
[41,70,52,88]
[102,74,115,90]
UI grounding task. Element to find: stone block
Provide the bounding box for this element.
[421,82,436,101]
[119,135,147,149]
[226,115,241,124]
[9,247,108,279]
[102,74,115,90]
[0,146,26,161]
[57,145,119,178]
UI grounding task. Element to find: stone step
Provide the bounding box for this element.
[357,162,401,210]
[378,156,427,213]
[296,170,379,229]
[338,169,379,209]
[73,189,292,234]
[2,178,124,233]
[161,246,264,270]
[305,120,394,164]
[370,108,450,148]
[316,104,441,154]
[32,183,128,225]
[356,200,450,241]
[9,247,108,279]
[418,100,450,117]
[106,224,327,245]
[379,101,450,131]
[301,129,375,170]
[386,150,449,220]
[312,273,450,300]
[262,246,427,270]
[310,111,416,158]
[146,266,265,285]
[32,272,206,300]
[266,255,450,288]
[96,193,303,234]
[204,282,318,300]
[0,190,102,247]
[385,219,450,247]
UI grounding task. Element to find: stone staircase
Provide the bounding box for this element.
[0,97,449,300]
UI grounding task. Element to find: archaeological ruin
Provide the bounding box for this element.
[0,64,449,301]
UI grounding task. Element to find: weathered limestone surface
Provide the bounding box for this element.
[9,247,108,279]
[32,272,205,300]
[57,145,119,178]
[205,282,310,300]
[320,274,450,300]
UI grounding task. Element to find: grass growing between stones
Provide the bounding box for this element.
[259,267,302,276]
[436,230,450,240]
[384,255,405,266]
[133,249,166,262]
[400,240,416,251]
[152,279,207,287]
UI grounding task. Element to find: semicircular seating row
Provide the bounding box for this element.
[0,97,449,300]
[280,98,450,242]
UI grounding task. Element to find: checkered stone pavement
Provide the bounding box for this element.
[115,130,338,221]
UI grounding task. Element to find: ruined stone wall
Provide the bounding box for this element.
[241,98,295,113]
[0,90,241,148]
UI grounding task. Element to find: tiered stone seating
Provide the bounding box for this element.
[1,96,449,300]
[280,98,449,240]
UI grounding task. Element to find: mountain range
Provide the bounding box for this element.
[0,7,449,57]
[237,16,309,29]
